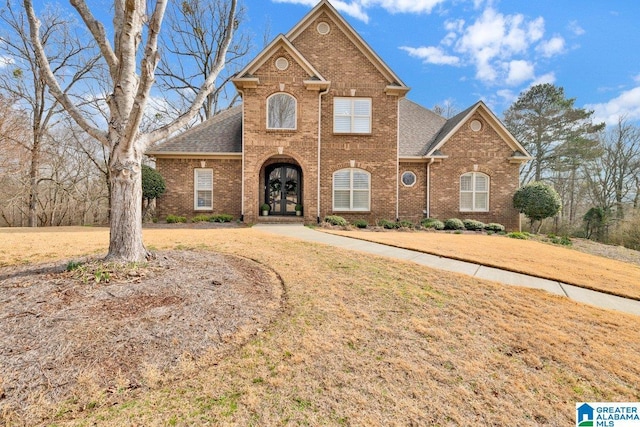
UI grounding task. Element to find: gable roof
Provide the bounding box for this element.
[424,101,532,160]
[286,0,408,92]
[146,106,242,156]
[233,34,328,84]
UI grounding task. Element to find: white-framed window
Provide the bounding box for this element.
[267,93,296,130]
[401,171,417,187]
[194,168,213,210]
[333,168,370,211]
[460,172,489,212]
[333,97,371,134]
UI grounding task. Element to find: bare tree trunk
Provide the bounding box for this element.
[27,140,40,227]
[106,150,149,261]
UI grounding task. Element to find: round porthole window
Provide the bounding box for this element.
[401,171,417,187]
[275,57,289,71]
[317,22,330,35]
[470,119,482,132]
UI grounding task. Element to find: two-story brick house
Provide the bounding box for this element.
[147,0,531,230]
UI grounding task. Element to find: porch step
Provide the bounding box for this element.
[256,215,305,224]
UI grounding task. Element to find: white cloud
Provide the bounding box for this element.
[537,36,565,57]
[399,46,460,65]
[0,55,15,68]
[530,72,556,86]
[634,73,640,83]
[364,0,446,14]
[506,60,534,86]
[568,20,585,36]
[586,86,640,125]
[272,0,445,22]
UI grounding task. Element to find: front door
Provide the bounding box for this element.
[265,163,301,215]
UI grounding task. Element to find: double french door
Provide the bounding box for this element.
[265,164,301,215]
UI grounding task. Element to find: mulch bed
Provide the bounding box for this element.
[0,250,284,424]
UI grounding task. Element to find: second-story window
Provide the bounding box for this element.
[267,93,296,130]
[333,97,371,134]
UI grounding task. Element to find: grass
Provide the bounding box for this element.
[321,229,640,300]
[1,226,640,425]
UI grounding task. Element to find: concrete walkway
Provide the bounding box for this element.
[253,224,640,316]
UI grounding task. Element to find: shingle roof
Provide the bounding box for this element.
[149,100,483,158]
[147,105,242,154]
[424,102,479,155]
[398,98,447,157]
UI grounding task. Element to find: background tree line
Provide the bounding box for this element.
[504,83,640,249]
[1,1,638,252]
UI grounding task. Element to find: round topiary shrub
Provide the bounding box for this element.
[444,218,465,230]
[463,219,485,231]
[421,218,445,230]
[324,215,348,226]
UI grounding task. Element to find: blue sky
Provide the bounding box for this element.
[241,0,640,125]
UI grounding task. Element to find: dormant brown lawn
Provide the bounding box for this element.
[1,226,639,426]
[322,228,640,300]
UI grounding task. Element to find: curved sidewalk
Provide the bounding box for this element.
[254,224,640,317]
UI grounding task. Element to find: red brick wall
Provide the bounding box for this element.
[155,158,242,220]
[398,162,428,223]
[428,113,522,231]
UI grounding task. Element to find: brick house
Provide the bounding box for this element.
[147,0,531,230]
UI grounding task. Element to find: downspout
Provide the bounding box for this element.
[317,85,330,224]
[426,157,435,218]
[238,89,245,222]
[395,99,400,222]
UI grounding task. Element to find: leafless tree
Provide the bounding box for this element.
[584,117,640,220]
[157,0,250,121]
[0,1,98,226]
[24,0,238,261]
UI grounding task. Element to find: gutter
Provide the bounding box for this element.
[426,157,435,218]
[317,84,331,224]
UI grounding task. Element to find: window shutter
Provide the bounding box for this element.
[195,169,213,209]
[475,193,488,210]
[475,175,488,191]
[460,193,473,211]
[460,174,472,191]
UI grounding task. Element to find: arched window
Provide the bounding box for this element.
[267,93,296,129]
[333,168,370,211]
[460,172,489,211]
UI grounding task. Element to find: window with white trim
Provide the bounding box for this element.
[460,172,489,212]
[333,97,371,133]
[267,93,296,130]
[333,168,370,211]
[194,168,213,210]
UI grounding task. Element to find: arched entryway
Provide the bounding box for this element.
[265,163,302,215]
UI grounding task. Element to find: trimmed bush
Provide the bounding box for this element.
[421,218,445,230]
[352,219,368,229]
[378,219,399,229]
[507,232,529,240]
[484,223,505,232]
[396,220,414,229]
[191,214,211,223]
[166,214,187,224]
[209,214,234,223]
[324,215,348,226]
[444,218,465,230]
[463,219,485,231]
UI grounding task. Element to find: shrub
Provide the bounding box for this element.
[209,214,233,223]
[444,218,465,230]
[166,214,187,224]
[513,181,561,232]
[191,214,211,222]
[397,220,414,229]
[378,219,399,229]
[484,223,505,232]
[507,232,529,240]
[324,215,348,226]
[352,219,368,229]
[463,219,485,231]
[421,218,445,230]
[549,235,572,246]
